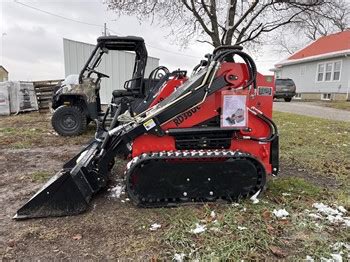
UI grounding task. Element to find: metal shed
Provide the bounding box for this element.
[63,38,159,104]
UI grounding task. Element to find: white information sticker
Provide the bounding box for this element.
[222,95,247,128]
[143,118,156,131]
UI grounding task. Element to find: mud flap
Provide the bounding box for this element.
[14,140,105,219]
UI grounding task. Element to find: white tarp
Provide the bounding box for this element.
[0,82,10,116]
[8,81,38,113]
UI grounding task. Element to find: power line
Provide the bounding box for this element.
[13,0,282,62]
[14,0,103,28]
[14,1,202,60]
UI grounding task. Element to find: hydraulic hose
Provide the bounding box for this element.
[109,103,122,130]
[251,114,278,142]
[246,107,278,143]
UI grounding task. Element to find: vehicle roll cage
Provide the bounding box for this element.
[79,36,148,92]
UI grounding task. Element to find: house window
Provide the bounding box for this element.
[294,93,302,99]
[317,64,324,81]
[333,61,341,81]
[325,63,332,81]
[321,93,332,100]
[316,60,342,82]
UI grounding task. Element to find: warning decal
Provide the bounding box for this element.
[143,119,156,131]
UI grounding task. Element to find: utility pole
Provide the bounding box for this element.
[104,23,107,36]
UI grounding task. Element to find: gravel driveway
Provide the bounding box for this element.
[273,102,350,122]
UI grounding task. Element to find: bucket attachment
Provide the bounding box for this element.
[14,140,107,219]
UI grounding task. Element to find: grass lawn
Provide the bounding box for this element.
[0,112,94,149]
[1,111,349,260]
[152,112,350,260]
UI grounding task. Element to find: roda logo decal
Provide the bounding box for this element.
[173,106,201,126]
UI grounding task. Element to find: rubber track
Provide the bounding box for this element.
[125,150,266,207]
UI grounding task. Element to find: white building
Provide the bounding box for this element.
[272,31,350,101]
[63,38,159,104]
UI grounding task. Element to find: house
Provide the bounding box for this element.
[0,66,9,82]
[272,31,350,101]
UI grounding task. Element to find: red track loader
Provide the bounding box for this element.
[15,44,278,219]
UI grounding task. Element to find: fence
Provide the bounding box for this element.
[33,80,62,112]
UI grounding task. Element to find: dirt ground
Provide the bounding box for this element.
[0,144,167,260]
[0,112,349,260]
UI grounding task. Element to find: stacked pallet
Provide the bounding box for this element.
[33,80,62,112]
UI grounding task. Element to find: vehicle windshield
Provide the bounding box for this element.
[276,79,294,86]
[86,48,107,77]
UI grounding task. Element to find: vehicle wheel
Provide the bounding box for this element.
[52,105,87,136]
[284,97,292,102]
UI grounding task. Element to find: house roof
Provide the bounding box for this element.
[0,65,8,73]
[275,30,350,67]
[289,31,350,60]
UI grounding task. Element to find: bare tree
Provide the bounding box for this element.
[295,0,349,40]
[273,0,349,55]
[105,0,329,48]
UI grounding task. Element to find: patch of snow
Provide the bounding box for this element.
[190,223,206,234]
[282,192,291,196]
[149,223,161,231]
[305,255,315,262]
[237,226,247,230]
[344,219,350,227]
[330,253,343,262]
[310,203,350,227]
[250,189,261,204]
[108,185,125,199]
[173,253,185,262]
[338,206,347,214]
[273,209,289,219]
[327,214,345,224]
[232,203,240,207]
[313,203,342,216]
[331,242,350,251]
[210,211,216,218]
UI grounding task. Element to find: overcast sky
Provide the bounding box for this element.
[1,0,285,81]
